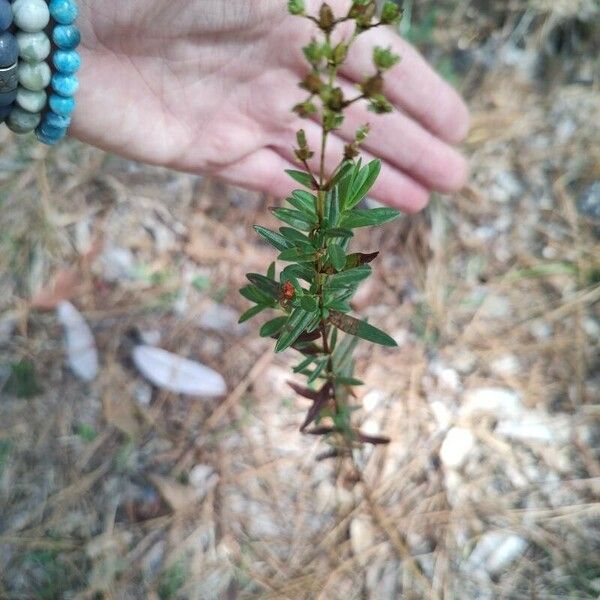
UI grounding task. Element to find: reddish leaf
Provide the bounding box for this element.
[356,431,390,445]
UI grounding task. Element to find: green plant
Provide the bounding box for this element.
[240,1,404,457]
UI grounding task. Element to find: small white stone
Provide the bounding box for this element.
[490,354,521,377]
[486,535,527,575]
[452,350,477,374]
[461,388,522,420]
[362,389,386,412]
[189,464,219,496]
[133,382,152,406]
[496,413,570,444]
[350,516,377,564]
[438,367,460,392]
[583,318,600,339]
[430,400,452,430]
[440,427,475,469]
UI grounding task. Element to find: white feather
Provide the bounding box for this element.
[56,301,99,382]
[131,344,226,397]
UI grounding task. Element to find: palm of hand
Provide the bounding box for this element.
[75,0,469,211]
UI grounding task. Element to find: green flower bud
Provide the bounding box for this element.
[332,43,348,66]
[293,101,317,118]
[368,94,394,114]
[360,73,384,98]
[327,87,344,111]
[300,73,324,93]
[381,1,402,25]
[288,0,305,16]
[373,46,401,71]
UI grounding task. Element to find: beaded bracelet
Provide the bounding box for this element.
[1,0,79,145]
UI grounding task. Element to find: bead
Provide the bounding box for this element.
[0,61,17,92]
[6,105,40,133]
[0,30,18,67]
[0,0,13,31]
[12,0,50,33]
[37,120,67,141]
[48,0,77,25]
[16,31,50,61]
[18,60,50,91]
[44,110,70,128]
[53,49,80,74]
[51,72,78,96]
[16,86,45,112]
[0,102,11,122]
[48,92,74,116]
[0,87,17,105]
[52,24,80,49]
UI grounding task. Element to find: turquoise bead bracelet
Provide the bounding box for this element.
[36,0,80,144]
[1,0,80,144]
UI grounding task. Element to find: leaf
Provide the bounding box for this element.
[285,169,315,188]
[307,358,327,383]
[340,207,401,228]
[329,311,398,347]
[260,316,288,337]
[327,160,354,190]
[299,381,334,431]
[240,284,272,305]
[326,265,371,290]
[346,251,379,268]
[246,273,279,299]
[277,247,316,262]
[57,301,99,382]
[131,345,226,396]
[282,263,314,283]
[288,190,317,215]
[279,227,314,246]
[238,304,267,323]
[357,431,391,445]
[324,228,353,239]
[274,308,317,353]
[253,226,291,251]
[344,160,381,210]
[326,187,340,228]
[266,261,276,280]
[300,295,319,312]
[328,244,346,271]
[271,208,316,231]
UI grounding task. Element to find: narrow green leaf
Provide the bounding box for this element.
[238,304,267,323]
[340,207,401,228]
[278,247,317,262]
[246,273,279,299]
[324,228,353,239]
[240,284,272,305]
[260,316,287,337]
[329,311,398,347]
[275,308,317,353]
[282,263,314,283]
[254,226,291,251]
[345,160,381,210]
[307,358,328,383]
[336,376,364,386]
[326,265,371,290]
[266,261,276,280]
[328,160,354,190]
[328,244,346,271]
[288,190,317,215]
[326,187,340,228]
[300,295,319,312]
[272,208,316,231]
[285,169,314,188]
[279,227,315,247]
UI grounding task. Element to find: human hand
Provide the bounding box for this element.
[74,0,469,212]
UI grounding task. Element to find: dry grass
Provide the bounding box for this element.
[1,3,599,599]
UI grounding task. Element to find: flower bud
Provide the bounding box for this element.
[319,3,335,32]
[300,73,323,93]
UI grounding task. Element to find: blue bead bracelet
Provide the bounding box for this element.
[35,0,80,145]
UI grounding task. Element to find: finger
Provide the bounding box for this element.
[275,120,430,213]
[326,77,469,193]
[340,27,470,144]
[215,148,298,199]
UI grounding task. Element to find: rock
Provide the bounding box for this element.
[99,246,136,281]
[489,171,523,204]
[490,354,521,377]
[496,414,570,444]
[189,464,219,498]
[362,389,387,412]
[578,181,600,221]
[133,382,152,407]
[583,317,600,340]
[481,294,512,319]
[430,400,452,430]
[440,427,475,469]
[460,388,522,420]
[468,532,527,576]
[197,302,240,333]
[350,516,377,565]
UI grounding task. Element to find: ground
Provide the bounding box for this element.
[0,2,599,599]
